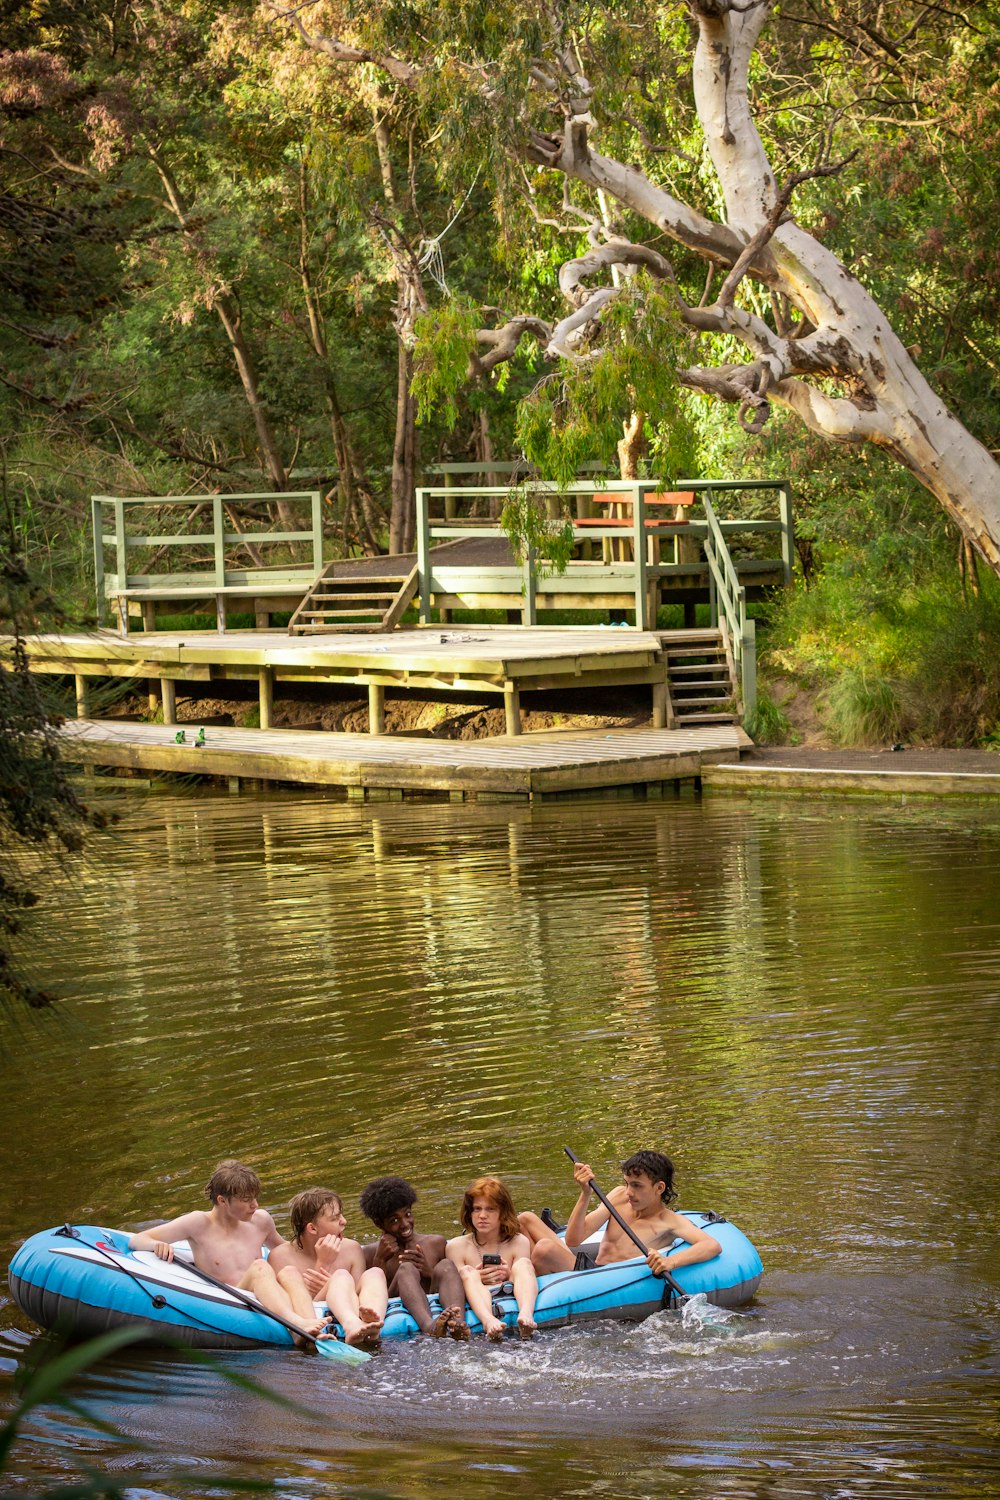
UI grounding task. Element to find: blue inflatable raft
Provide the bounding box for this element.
[9,1216,762,1351]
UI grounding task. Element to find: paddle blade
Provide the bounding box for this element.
[314,1336,371,1366]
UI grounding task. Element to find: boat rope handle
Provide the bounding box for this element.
[54,1228,266,1342]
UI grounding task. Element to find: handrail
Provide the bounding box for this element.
[92,491,324,623]
[702,495,756,714]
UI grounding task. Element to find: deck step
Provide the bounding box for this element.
[661,625,740,729]
[668,662,729,675]
[670,694,734,708]
[674,710,739,724]
[288,561,419,635]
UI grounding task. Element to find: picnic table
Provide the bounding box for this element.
[575,491,697,562]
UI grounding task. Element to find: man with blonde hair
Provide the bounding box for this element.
[269,1188,386,1349]
[129,1159,327,1344]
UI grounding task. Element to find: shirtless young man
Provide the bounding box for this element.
[128,1159,327,1344]
[268,1188,387,1349]
[519,1150,722,1280]
[446,1176,538,1341]
[359,1175,469,1341]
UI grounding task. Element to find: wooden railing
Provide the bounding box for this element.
[702,495,756,714]
[91,491,324,626]
[415,478,792,623]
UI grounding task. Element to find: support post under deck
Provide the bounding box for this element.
[259,666,274,730]
[504,682,522,737]
[368,682,385,736]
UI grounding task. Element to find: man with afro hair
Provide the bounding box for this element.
[359,1175,468,1340]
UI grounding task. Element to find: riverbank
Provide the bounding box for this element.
[703,744,1000,798]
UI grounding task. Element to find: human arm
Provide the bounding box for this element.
[128,1211,207,1263]
[563,1162,611,1248]
[646,1214,722,1277]
[445,1234,475,1268]
[398,1232,444,1278]
[367,1233,402,1279]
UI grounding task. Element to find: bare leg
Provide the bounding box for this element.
[512,1256,538,1338]
[240,1261,326,1342]
[324,1268,381,1348]
[391,1262,436,1334]
[431,1258,470,1341]
[458,1265,505,1340]
[518,1210,563,1251]
[530,1235,577,1275]
[357,1267,388,1324]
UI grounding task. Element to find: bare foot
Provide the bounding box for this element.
[430,1306,454,1338]
[294,1316,333,1348]
[484,1317,505,1342]
[517,1317,537,1341]
[359,1306,382,1326]
[345,1321,381,1350]
[447,1307,470,1342]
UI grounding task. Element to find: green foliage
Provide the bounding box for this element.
[765,564,1000,746]
[4,1327,316,1498]
[514,281,699,485]
[824,668,905,748]
[499,485,576,579]
[0,528,110,1010]
[411,300,482,429]
[743,690,791,746]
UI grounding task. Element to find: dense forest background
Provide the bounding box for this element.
[2,0,1000,745]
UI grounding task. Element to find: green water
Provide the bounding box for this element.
[2,788,999,1498]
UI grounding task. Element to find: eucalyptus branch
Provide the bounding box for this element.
[472,316,552,375]
[715,151,858,309]
[264,2,423,87]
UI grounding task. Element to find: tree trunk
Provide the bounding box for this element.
[297,157,383,553]
[372,111,425,555]
[684,3,1000,572]
[211,293,289,498]
[390,340,418,554]
[616,410,645,480]
[149,148,290,501]
[530,2,1000,575]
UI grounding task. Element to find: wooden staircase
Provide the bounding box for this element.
[661,627,740,726]
[288,563,419,635]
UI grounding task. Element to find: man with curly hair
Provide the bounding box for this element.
[519,1149,722,1277]
[359,1175,468,1340]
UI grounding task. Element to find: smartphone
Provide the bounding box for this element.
[482,1253,502,1266]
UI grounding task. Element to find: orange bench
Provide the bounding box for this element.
[576,492,696,560]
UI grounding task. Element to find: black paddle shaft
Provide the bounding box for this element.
[563,1148,688,1302]
[171,1254,331,1348]
[56,1224,346,1356]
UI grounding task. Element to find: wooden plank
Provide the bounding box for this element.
[702,764,1000,798]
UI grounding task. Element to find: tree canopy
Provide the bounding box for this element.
[1,0,999,575]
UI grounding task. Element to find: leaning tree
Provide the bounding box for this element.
[268,0,1000,571]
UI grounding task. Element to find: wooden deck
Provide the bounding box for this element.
[16,624,682,736]
[702,761,1000,799]
[59,720,746,800]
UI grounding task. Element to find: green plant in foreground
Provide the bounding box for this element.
[499,485,576,582]
[4,1328,312,1500]
[743,691,790,745]
[825,668,905,747]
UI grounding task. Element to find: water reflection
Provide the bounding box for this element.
[2,790,1000,1496]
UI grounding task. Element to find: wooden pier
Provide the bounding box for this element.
[58,720,746,800]
[18,624,722,736]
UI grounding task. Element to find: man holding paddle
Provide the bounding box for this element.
[520,1150,721,1281]
[128,1158,330,1346]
